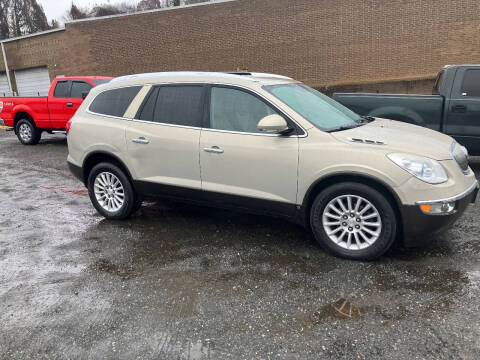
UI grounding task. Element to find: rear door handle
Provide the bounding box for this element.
[203,146,224,154]
[66,102,73,107]
[451,104,467,113]
[132,137,149,144]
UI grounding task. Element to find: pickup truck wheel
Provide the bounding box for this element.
[87,162,136,220]
[310,182,397,261]
[16,119,41,145]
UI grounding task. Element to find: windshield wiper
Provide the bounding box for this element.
[326,116,375,133]
[326,123,361,133]
[356,115,376,123]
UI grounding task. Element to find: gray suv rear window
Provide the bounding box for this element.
[90,86,141,118]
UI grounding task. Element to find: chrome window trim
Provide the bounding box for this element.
[86,81,308,138]
[130,118,202,131]
[85,111,133,122]
[416,180,479,205]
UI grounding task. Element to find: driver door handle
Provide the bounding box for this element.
[451,104,467,113]
[132,137,149,144]
[204,146,224,154]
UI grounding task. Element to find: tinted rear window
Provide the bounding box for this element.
[137,85,204,127]
[89,86,141,117]
[461,69,480,97]
[54,81,70,98]
[71,81,92,98]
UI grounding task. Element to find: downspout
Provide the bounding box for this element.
[1,41,13,94]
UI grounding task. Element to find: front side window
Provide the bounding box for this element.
[89,86,141,117]
[209,87,278,133]
[264,83,360,131]
[71,81,92,98]
[137,85,204,127]
[461,69,480,97]
[54,81,70,98]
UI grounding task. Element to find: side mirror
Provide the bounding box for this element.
[257,114,290,134]
[81,91,90,100]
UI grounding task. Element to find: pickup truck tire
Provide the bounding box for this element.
[15,118,41,145]
[310,182,397,261]
[87,162,136,220]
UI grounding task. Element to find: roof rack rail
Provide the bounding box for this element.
[226,72,293,80]
[226,72,252,76]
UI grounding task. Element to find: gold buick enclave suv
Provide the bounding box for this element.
[67,72,478,260]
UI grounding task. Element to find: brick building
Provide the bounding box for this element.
[1,0,479,96]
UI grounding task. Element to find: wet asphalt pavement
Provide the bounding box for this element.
[0,130,479,360]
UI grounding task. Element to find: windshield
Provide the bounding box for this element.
[264,83,361,131]
[92,79,112,86]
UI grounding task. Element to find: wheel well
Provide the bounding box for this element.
[14,111,34,130]
[303,174,403,234]
[82,152,134,187]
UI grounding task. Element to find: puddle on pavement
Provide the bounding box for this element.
[89,258,139,280]
[294,298,364,334]
[147,333,218,359]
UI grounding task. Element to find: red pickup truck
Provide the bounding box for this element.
[0,76,113,145]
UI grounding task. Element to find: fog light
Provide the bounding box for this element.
[419,202,456,215]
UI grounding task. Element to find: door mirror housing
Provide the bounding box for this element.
[257,114,290,134]
[81,91,90,100]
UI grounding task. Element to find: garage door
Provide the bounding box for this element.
[0,72,11,97]
[14,67,51,96]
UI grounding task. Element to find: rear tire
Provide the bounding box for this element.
[16,118,41,145]
[310,182,397,261]
[87,162,136,220]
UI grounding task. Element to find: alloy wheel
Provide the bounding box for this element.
[19,123,32,142]
[322,194,382,250]
[94,172,125,212]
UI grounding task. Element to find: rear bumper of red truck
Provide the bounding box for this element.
[0,118,14,128]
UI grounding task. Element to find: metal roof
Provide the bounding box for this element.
[66,0,237,25]
[0,28,65,44]
[0,0,237,44]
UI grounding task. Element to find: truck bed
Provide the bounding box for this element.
[333,93,444,132]
[0,97,49,127]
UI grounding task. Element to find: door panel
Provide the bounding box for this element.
[200,85,299,211]
[126,121,201,191]
[49,80,92,129]
[445,67,480,154]
[49,80,73,129]
[200,130,299,207]
[126,84,205,193]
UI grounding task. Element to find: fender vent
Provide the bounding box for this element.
[348,138,386,145]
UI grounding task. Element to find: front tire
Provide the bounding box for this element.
[87,162,136,220]
[310,182,397,261]
[16,118,41,145]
